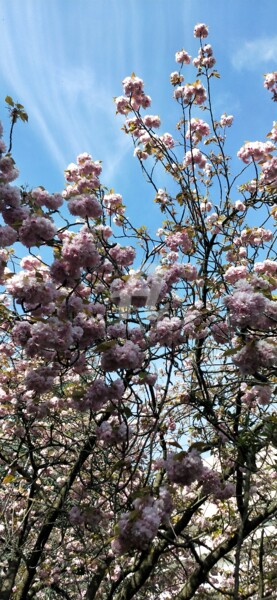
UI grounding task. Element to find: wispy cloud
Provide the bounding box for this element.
[232,36,277,70]
[0,1,131,181]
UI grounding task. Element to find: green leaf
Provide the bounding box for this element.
[222,347,239,357]
[5,95,14,106]
[94,339,118,353]
[19,112,28,123]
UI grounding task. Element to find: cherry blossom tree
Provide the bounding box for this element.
[0,23,276,600]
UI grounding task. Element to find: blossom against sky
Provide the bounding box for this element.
[0,0,277,226]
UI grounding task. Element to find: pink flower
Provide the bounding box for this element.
[109,244,135,267]
[149,316,184,347]
[25,367,55,393]
[103,193,125,217]
[143,115,161,128]
[260,156,277,187]
[61,228,101,270]
[19,216,57,247]
[0,225,17,247]
[165,230,193,253]
[175,49,191,64]
[235,200,246,211]
[186,118,210,142]
[112,491,172,554]
[174,82,207,105]
[0,156,19,182]
[162,450,204,485]
[224,287,267,328]
[183,148,207,169]
[225,265,248,284]
[159,132,175,148]
[101,340,144,372]
[237,141,275,164]
[68,194,102,219]
[193,44,216,69]
[264,71,277,101]
[122,75,144,96]
[194,23,209,38]
[220,114,234,127]
[268,121,277,142]
[170,71,184,86]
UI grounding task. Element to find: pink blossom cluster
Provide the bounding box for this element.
[0,224,18,247]
[69,505,103,529]
[133,130,175,161]
[235,227,273,247]
[143,114,161,128]
[96,419,128,445]
[31,187,63,210]
[174,82,207,105]
[115,75,151,114]
[0,249,9,281]
[224,265,248,284]
[170,71,184,86]
[224,279,277,330]
[254,259,277,280]
[73,313,106,348]
[193,43,216,70]
[260,156,277,187]
[101,340,144,372]
[210,321,231,344]
[159,132,175,149]
[12,318,83,360]
[225,246,247,263]
[0,155,19,183]
[232,339,277,374]
[178,263,198,281]
[18,215,57,247]
[107,322,126,339]
[6,268,57,308]
[235,200,246,211]
[264,71,277,101]
[60,227,101,273]
[165,229,193,253]
[112,490,172,554]
[175,49,191,64]
[268,121,277,141]
[103,192,125,220]
[64,153,102,197]
[149,316,184,347]
[220,113,234,127]
[205,212,222,231]
[240,382,272,406]
[109,244,136,267]
[183,148,207,169]
[161,449,204,485]
[25,366,55,394]
[155,188,170,206]
[237,140,275,164]
[79,378,124,412]
[183,307,209,339]
[194,23,209,38]
[186,118,210,143]
[200,469,235,500]
[111,274,151,308]
[68,194,102,219]
[0,183,21,210]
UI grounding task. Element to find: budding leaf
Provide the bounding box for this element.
[5,95,14,106]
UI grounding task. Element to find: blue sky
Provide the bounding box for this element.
[0,0,277,227]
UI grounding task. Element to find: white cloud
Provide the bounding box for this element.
[0,1,131,179]
[232,36,277,70]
